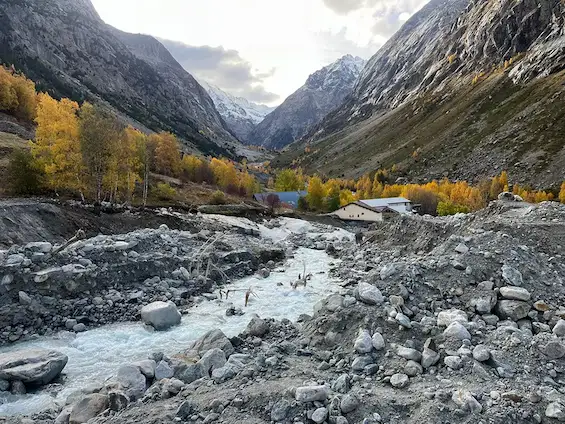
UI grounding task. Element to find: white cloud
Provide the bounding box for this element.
[91,0,428,105]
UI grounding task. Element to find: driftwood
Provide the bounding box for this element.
[53,229,86,255]
[218,287,259,307]
[291,261,312,289]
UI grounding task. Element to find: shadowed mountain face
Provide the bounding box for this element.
[0,0,240,157]
[276,0,565,187]
[247,55,365,150]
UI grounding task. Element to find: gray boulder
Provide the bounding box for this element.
[132,360,156,379]
[341,394,360,413]
[356,282,384,305]
[0,349,68,385]
[187,329,234,357]
[354,330,373,354]
[502,265,523,286]
[199,348,227,375]
[154,361,174,380]
[443,322,471,340]
[140,301,181,331]
[295,385,329,402]
[546,402,565,421]
[495,300,530,321]
[553,320,565,337]
[116,365,147,400]
[69,394,109,424]
[246,316,269,337]
[499,287,531,301]
[271,399,291,421]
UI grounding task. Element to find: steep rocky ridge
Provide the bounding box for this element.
[201,82,274,143]
[278,0,565,187]
[0,0,239,157]
[248,55,365,150]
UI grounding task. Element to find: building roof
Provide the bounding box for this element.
[253,191,307,207]
[360,197,411,208]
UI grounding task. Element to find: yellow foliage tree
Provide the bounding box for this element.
[0,66,37,121]
[274,168,305,191]
[356,175,372,199]
[560,182,565,204]
[32,93,83,196]
[150,132,181,177]
[210,158,238,191]
[339,189,356,207]
[307,175,326,211]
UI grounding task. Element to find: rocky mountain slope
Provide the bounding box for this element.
[277,0,565,187]
[201,82,274,143]
[248,55,365,150]
[0,0,239,157]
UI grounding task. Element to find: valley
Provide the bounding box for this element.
[0,0,565,423]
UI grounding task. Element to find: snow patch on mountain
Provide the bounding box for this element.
[201,82,275,142]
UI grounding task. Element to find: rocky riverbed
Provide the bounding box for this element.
[2,200,565,424]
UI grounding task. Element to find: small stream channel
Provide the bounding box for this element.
[0,215,352,416]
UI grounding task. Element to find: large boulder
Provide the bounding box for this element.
[69,393,109,424]
[495,300,530,321]
[116,365,147,401]
[356,282,384,305]
[0,349,68,386]
[186,329,234,357]
[140,301,181,331]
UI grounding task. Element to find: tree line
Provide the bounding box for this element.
[2,65,260,204]
[271,168,565,215]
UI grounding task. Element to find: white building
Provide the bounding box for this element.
[331,197,412,222]
[360,197,413,214]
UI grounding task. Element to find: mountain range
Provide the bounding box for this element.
[0,0,239,157]
[275,0,565,187]
[200,82,275,143]
[247,54,365,150]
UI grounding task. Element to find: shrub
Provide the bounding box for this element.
[152,182,177,201]
[437,201,470,216]
[210,190,226,205]
[6,149,44,195]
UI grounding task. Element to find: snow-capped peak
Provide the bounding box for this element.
[201,81,275,142]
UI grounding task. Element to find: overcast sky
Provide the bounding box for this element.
[91,0,428,106]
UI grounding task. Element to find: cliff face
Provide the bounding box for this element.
[0,0,239,157]
[277,0,565,187]
[247,55,365,150]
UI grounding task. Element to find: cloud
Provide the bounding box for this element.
[322,0,427,38]
[315,28,383,63]
[160,39,279,104]
[322,0,366,15]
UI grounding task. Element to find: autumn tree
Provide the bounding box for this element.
[32,93,84,197]
[0,66,37,121]
[274,169,305,191]
[324,179,341,212]
[306,175,325,211]
[79,102,123,203]
[560,182,565,204]
[355,175,372,199]
[339,189,356,207]
[112,126,144,203]
[210,158,239,192]
[150,132,181,177]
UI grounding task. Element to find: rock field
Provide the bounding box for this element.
[2,200,565,423]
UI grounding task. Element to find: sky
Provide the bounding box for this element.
[91,0,428,106]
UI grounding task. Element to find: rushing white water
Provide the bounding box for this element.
[0,246,343,416]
